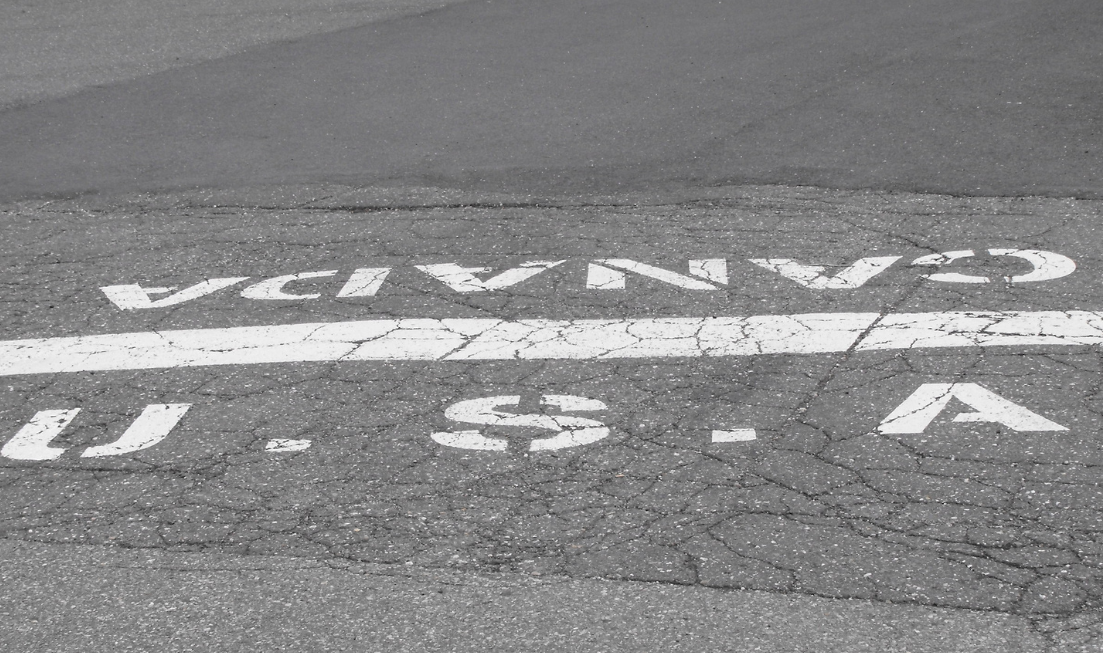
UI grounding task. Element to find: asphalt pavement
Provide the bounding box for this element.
[2,1,1102,651]
[1,0,1100,202]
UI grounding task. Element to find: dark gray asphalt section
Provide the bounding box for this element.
[0,540,1059,653]
[1,0,1100,203]
[4,185,1103,623]
[0,0,463,111]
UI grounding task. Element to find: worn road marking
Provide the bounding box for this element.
[749,256,900,289]
[81,403,191,457]
[265,439,312,452]
[416,261,566,292]
[0,409,80,460]
[3,311,1103,375]
[911,248,1077,284]
[1,404,190,460]
[877,383,1067,433]
[98,249,1077,309]
[711,428,758,442]
[432,394,609,452]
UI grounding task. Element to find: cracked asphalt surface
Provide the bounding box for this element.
[2,1,1103,651]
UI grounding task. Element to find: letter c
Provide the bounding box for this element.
[912,249,1075,283]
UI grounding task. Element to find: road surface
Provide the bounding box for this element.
[1,1,1101,650]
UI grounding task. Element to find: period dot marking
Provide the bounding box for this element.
[711,428,757,442]
[266,439,312,452]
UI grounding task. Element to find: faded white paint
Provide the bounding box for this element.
[0,408,80,460]
[81,403,191,457]
[878,383,1067,433]
[336,267,391,298]
[688,259,728,285]
[988,249,1077,283]
[101,277,249,310]
[265,438,312,452]
[711,428,757,442]
[748,256,900,289]
[8,311,1103,375]
[586,259,725,290]
[2,403,190,460]
[430,429,508,451]
[241,270,338,300]
[415,261,565,292]
[911,250,982,283]
[432,394,608,451]
[912,249,1076,284]
[854,311,1103,350]
[100,251,1076,309]
[585,263,625,290]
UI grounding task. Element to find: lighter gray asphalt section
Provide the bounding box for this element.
[0,539,1057,653]
[0,0,463,110]
[4,185,1103,651]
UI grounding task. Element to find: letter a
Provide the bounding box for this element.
[416,261,565,292]
[749,256,900,289]
[878,383,1067,434]
[102,278,249,310]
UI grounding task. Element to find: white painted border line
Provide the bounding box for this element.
[855,311,1103,350]
[2,311,1103,376]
